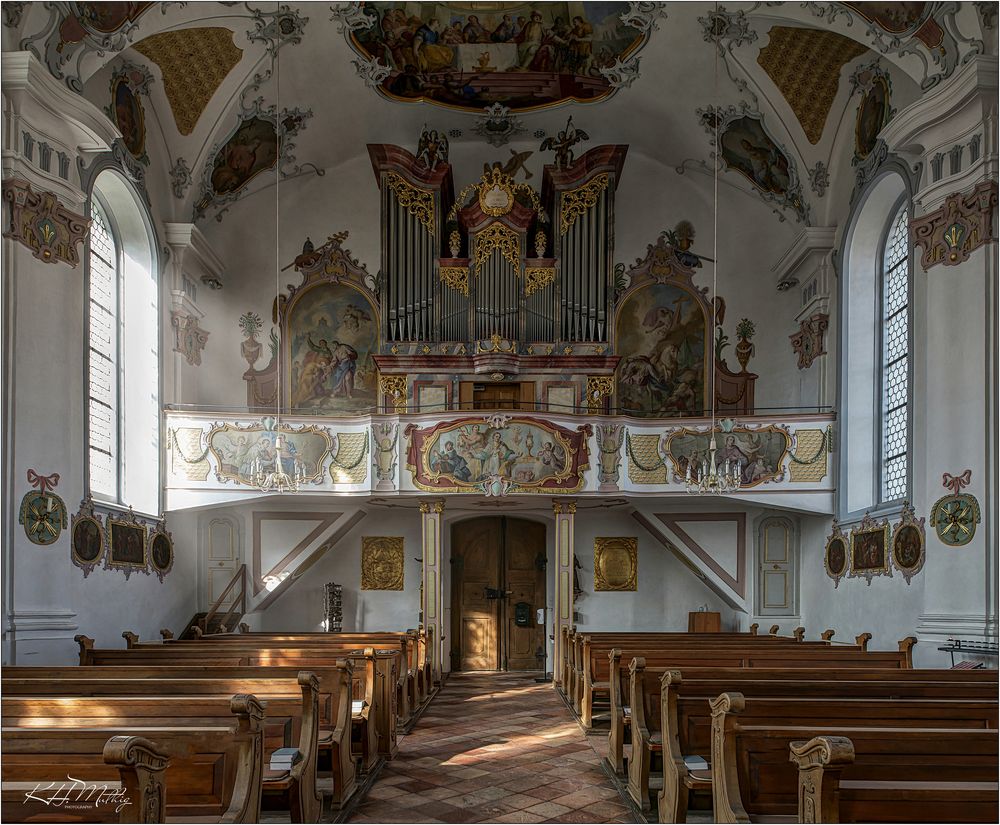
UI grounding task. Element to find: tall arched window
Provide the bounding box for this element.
[880,204,909,502]
[87,198,121,500]
[86,171,159,514]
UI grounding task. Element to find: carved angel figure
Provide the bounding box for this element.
[539,116,589,169]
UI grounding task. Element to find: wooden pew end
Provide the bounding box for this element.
[898,636,918,668]
[789,736,856,824]
[855,632,872,651]
[122,630,140,648]
[103,734,170,822]
[820,628,835,642]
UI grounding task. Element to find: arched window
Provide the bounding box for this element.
[879,204,909,502]
[87,198,121,500]
[86,171,159,514]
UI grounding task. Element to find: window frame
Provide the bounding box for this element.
[85,192,125,505]
[876,197,913,506]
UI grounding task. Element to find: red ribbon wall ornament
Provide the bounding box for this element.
[26,469,60,494]
[942,469,972,494]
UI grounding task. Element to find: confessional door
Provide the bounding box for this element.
[451,517,546,672]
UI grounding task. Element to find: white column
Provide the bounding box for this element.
[420,499,444,682]
[552,499,576,684]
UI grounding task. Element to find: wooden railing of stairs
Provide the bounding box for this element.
[176,564,248,639]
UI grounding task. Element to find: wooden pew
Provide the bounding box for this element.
[790,734,999,823]
[1,693,265,823]
[93,634,416,727]
[2,670,341,818]
[581,637,914,729]
[173,629,430,706]
[710,691,999,824]
[1,734,167,824]
[3,689,319,822]
[16,652,385,778]
[645,665,1000,822]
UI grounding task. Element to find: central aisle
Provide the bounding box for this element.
[347,672,639,824]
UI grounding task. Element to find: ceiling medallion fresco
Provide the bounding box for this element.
[698,104,810,224]
[757,26,868,145]
[133,27,244,136]
[340,1,659,112]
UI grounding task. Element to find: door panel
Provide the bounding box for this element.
[451,516,545,672]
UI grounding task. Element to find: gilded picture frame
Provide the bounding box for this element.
[107,515,148,577]
[361,536,404,591]
[594,537,638,592]
[823,521,849,588]
[891,503,925,585]
[71,512,105,577]
[848,513,891,585]
[148,527,175,582]
[207,421,336,487]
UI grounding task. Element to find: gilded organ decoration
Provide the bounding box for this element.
[594,537,638,591]
[439,266,470,296]
[384,172,435,235]
[473,221,521,277]
[361,536,404,590]
[379,374,408,413]
[560,173,609,235]
[523,267,556,296]
[406,416,591,494]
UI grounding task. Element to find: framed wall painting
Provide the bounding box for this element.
[71,509,105,577]
[107,515,148,577]
[594,537,638,592]
[148,526,175,582]
[848,513,891,585]
[823,521,848,587]
[891,503,925,585]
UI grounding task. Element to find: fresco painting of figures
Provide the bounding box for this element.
[616,283,708,416]
[350,2,648,111]
[407,416,591,493]
[720,115,792,198]
[664,426,790,488]
[287,283,378,414]
[208,423,334,486]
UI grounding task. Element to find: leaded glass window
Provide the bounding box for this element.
[88,200,120,500]
[880,205,909,502]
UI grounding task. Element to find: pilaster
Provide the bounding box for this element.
[420,499,445,682]
[552,499,576,684]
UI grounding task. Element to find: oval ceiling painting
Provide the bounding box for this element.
[347,2,654,111]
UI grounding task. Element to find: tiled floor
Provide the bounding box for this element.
[346,672,640,824]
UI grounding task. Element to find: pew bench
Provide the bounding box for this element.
[790,735,999,823]
[710,692,999,824]
[1,694,265,823]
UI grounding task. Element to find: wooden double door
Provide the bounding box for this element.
[450,517,546,672]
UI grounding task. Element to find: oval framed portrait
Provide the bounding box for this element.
[149,531,174,579]
[891,509,926,585]
[71,514,105,575]
[855,75,889,160]
[824,533,847,586]
[113,76,145,159]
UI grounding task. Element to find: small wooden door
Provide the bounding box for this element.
[451,517,545,671]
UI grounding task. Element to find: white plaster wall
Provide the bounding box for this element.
[572,509,738,632]
[255,507,423,634]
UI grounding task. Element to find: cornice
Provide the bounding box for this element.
[771,226,837,291]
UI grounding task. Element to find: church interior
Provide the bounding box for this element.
[1,1,998,823]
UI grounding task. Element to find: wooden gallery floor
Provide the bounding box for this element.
[346,672,639,824]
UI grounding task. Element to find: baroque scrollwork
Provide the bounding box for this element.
[523,267,556,297]
[384,173,435,235]
[440,266,470,297]
[561,174,610,236]
[473,221,520,277]
[2,179,88,267]
[911,181,998,270]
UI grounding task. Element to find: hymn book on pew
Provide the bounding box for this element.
[269,747,303,770]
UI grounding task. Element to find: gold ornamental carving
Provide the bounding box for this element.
[473,221,520,277]
[594,537,637,591]
[440,266,470,296]
[384,172,435,236]
[379,373,408,413]
[586,375,614,414]
[478,166,516,216]
[524,266,556,297]
[361,536,404,590]
[560,173,609,236]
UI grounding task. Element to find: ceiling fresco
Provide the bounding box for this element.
[757,26,868,145]
[343,1,657,111]
[133,27,244,135]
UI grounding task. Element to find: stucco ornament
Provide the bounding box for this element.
[372,422,399,491]
[911,181,998,270]
[2,179,88,267]
[171,312,209,366]
[18,469,66,546]
[930,470,981,547]
[596,424,625,492]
